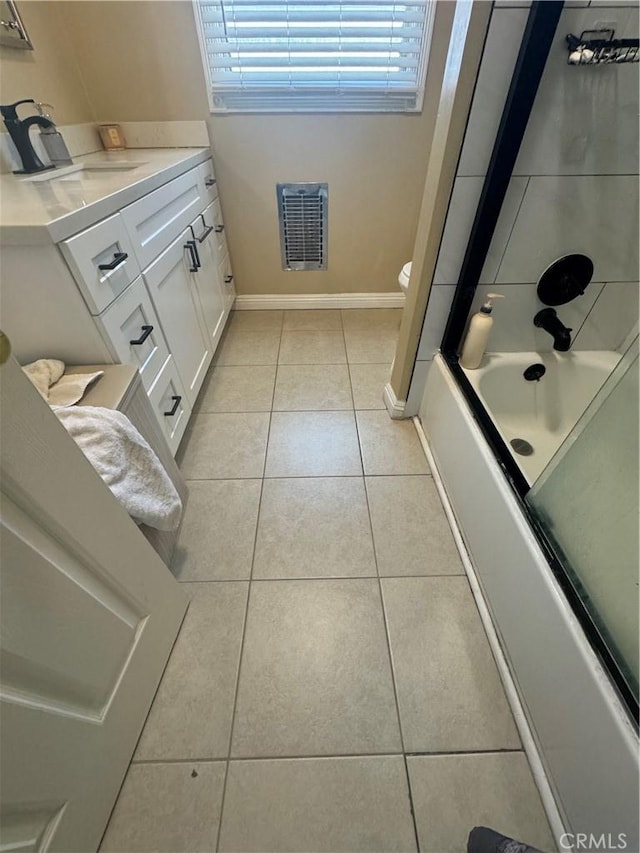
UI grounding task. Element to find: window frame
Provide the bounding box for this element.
[193,0,436,114]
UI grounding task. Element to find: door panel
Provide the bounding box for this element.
[2,503,143,718]
[143,229,212,405]
[191,204,226,347]
[0,355,188,853]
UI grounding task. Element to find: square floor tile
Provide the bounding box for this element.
[229,310,283,331]
[349,363,390,409]
[408,753,555,853]
[265,412,362,477]
[356,411,429,475]
[283,309,343,331]
[219,756,416,852]
[366,476,463,576]
[381,577,520,752]
[273,364,353,411]
[278,331,347,364]
[216,328,281,365]
[253,478,376,579]
[172,480,261,581]
[196,365,276,413]
[100,762,225,853]
[341,308,402,331]
[179,413,270,479]
[231,579,402,757]
[344,328,399,364]
[135,583,248,760]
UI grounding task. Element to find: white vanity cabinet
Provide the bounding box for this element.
[0,153,236,457]
[143,227,212,406]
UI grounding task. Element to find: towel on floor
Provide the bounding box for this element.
[22,358,103,407]
[53,405,182,531]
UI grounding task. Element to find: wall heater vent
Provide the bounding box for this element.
[277,183,328,271]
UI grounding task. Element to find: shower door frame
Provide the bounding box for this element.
[437,0,639,720]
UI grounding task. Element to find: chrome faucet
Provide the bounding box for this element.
[0,99,55,174]
[534,308,572,351]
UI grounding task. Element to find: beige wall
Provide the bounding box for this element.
[209,109,442,295]
[59,1,210,121]
[0,0,454,296]
[0,1,93,125]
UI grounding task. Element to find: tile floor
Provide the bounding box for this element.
[101,309,555,853]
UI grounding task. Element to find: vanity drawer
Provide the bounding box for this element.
[147,356,191,456]
[121,167,207,269]
[60,213,141,315]
[196,159,218,204]
[217,252,236,312]
[98,276,170,392]
[210,198,229,259]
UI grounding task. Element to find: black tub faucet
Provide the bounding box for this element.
[534,308,572,351]
[0,99,56,174]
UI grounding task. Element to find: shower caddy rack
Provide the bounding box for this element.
[566,29,639,65]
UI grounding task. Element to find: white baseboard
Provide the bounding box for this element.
[234,292,405,310]
[383,381,406,419]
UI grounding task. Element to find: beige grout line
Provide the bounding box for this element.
[213,314,284,853]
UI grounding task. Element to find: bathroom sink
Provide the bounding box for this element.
[23,162,147,182]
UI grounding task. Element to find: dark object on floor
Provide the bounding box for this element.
[467,826,546,853]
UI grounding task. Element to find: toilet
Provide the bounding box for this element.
[398,261,411,294]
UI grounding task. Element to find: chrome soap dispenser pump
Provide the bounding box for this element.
[35,103,73,168]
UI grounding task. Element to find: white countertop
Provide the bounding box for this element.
[0,147,211,244]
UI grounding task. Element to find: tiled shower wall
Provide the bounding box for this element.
[407,0,639,412]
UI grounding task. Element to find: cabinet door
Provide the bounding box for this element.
[143,229,212,405]
[190,205,226,349]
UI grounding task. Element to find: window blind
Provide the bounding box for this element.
[195,1,435,112]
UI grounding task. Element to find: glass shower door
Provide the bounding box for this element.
[526,337,639,702]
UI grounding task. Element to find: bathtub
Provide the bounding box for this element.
[419,354,639,850]
[462,350,621,483]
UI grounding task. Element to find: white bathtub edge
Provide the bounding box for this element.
[412,413,568,849]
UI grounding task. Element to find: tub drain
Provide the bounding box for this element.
[510,438,534,456]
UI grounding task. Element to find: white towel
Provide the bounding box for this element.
[53,405,182,531]
[22,358,104,407]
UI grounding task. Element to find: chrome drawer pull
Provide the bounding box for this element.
[214,224,224,234]
[224,274,233,284]
[205,176,216,187]
[164,395,181,417]
[129,325,153,346]
[98,251,128,271]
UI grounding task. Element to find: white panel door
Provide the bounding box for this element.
[143,228,212,405]
[0,352,189,853]
[190,206,227,349]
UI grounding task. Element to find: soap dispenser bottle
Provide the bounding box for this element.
[459,293,504,369]
[36,103,73,167]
